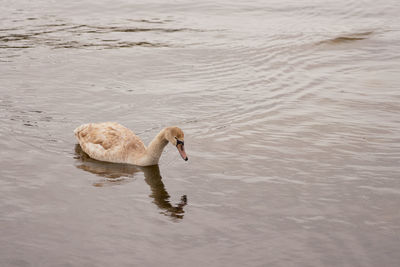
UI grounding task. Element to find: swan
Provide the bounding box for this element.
[74,122,188,166]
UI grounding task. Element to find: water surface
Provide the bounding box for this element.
[1,0,400,266]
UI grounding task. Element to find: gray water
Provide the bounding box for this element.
[1,0,400,266]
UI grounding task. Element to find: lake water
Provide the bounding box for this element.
[1,0,400,266]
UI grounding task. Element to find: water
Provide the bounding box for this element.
[1,0,400,266]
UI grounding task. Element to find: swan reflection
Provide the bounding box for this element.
[74,144,187,219]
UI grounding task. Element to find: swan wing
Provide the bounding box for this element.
[74,122,146,163]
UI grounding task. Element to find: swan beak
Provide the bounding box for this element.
[177,143,188,161]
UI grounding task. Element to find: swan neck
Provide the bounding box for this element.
[146,128,169,163]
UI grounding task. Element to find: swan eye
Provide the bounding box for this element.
[175,138,184,146]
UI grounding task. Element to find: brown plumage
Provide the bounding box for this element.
[74,122,188,166]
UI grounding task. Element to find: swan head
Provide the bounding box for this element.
[165,127,188,161]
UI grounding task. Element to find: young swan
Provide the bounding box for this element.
[74,122,188,166]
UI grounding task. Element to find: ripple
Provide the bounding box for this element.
[54,41,169,49]
[317,31,374,45]
[359,186,400,195]
[0,20,201,52]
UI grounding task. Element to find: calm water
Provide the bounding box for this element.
[1,0,400,266]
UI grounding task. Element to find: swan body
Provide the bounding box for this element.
[74,122,188,166]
